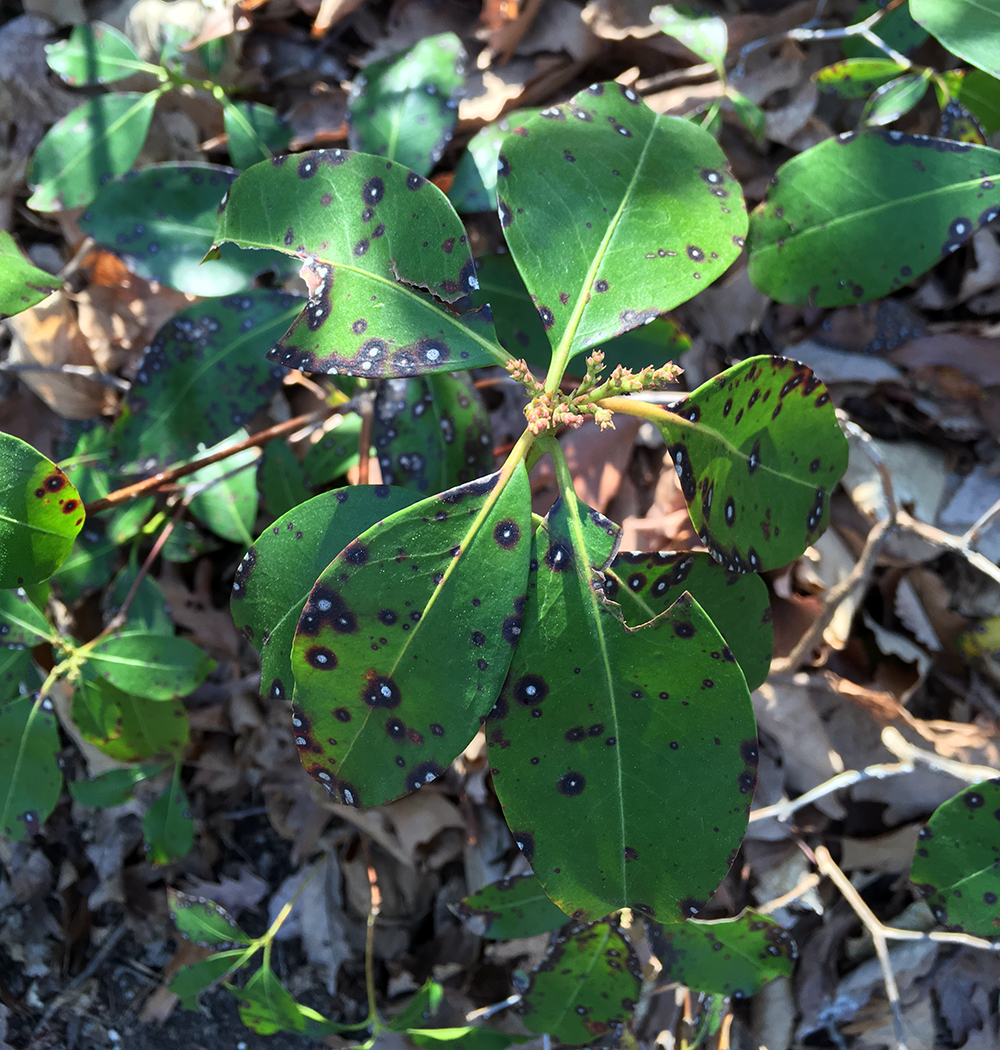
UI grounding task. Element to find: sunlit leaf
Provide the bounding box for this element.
[941,68,1000,134]
[223,101,293,171]
[912,0,1000,78]
[168,888,253,948]
[748,131,1000,306]
[230,964,306,1034]
[456,874,569,939]
[46,22,148,85]
[650,4,727,71]
[812,58,906,100]
[0,232,60,319]
[448,111,537,213]
[0,693,62,840]
[409,1028,521,1050]
[86,632,214,700]
[861,70,931,126]
[387,979,445,1031]
[726,89,766,143]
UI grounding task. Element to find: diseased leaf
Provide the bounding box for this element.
[27,92,159,211]
[498,82,746,361]
[911,778,1000,936]
[73,675,190,761]
[861,71,931,126]
[223,101,293,171]
[348,33,465,176]
[813,58,906,99]
[457,874,569,939]
[168,889,253,948]
[213,151,508,378]
[650,4,727,70]
[143,769,193,862]
[747,130,1000,306]
[519,920,642,1045]
[374,373,494,494]
[230,964,306,1034]
[0,649,41,705]
[912,0,1000,79]
[605,551,772,691]
[0,693,62,841]
[0,232,60,319]
[658,356,848,574]
[448,111,537,213]
[86,632,214,700]
[0,588,56,648]
[80,164,296,294]
[941,68,1000,134]
[113,290,299,472]
[650,910,796,996]
[46,22,148,85]
[290,466,532,808]
[488,494,757,921]
[232,486,421,705]
[69,763,164,807]
[0,433,85,589]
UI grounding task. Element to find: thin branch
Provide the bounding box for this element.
[357,388,375,487]
[962,496,1000,549]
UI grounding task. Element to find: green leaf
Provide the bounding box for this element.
[0,693,62,840]
[230,964,306,1034]
[167,888,253,948]
[0,232,60,318]
[497,82,746,363]
[186,438,259,546]
[0,433,85,589]
[223,101,293,171]
[841,0,928,59]
[87,632,214,700]
[170,949,250,1010]
[348,33,465,176]
[387,979,445,1031]
[457,874,569,939]
[80,164,296,295]
[812,58,907,100]
[0,588,56,647]
[113,290,299,472]
[46,22,148,85]
[0,648,41,705]
[650,4,727,71]
[212,151,507,378]
[231,485,421,704]
[51,520,118,602]
[912,0,1000,78]
[519,920,642,1045]
[726,89,766,143]
[160,519,220,563]
[650,910,796,996]
[260,440,311,518]
[657,356,848,574]
[73,676,189,761]
[143,767,194,862]
[861,70,932,126]
[374,373,494,494]
[27,92,159,211]
[942,68,1000,134]
[605,551,772,691]
[105,566,174,635]
[449,112,538,213]
[911,778,1000,936]
[748,131,1000,306]
[69,763,164,807]
[303,417,364,487]
[290,466,532,808]
[488,493,757,921]
[409,1027,521,1050]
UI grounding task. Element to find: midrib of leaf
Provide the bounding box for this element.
[0,510,73,541]
[553,924,615,1027]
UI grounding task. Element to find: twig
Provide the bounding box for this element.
[84,408,330,514]
[963,496,1000,549]
[755,872,822,915]
[897,510,1000,590]
[0,361,131,391]
[357,389,375,487]
[635,62,718,96]
[364,839,381,1025]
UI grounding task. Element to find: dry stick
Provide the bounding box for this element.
[356,389,375,487]
[963,495,1000,549]
[84,408,331,515]
[0,361,131,391]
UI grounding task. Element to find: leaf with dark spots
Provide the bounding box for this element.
[649,910,795,997]
[113,290,301,474]
[606,551,772,690]
[748,131,1000,306]
[81,164,297,295]
[449,110,539,213]
[0,694,62,842]
[290,465,532,807]
[348,33,465,177]
[0,232,61,320]
[655,356,848,573]
[519,920,642,1045]
[910,777,1000,936]
[231,486,421,713]
[498,82,746,362]
[457,873,569,939]
[489,493,755,920]
[373,372,494,495]
[213,151,508,377]
[0,588,57,649]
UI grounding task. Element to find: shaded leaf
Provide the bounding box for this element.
[51,520,118,602]
[167,888,253,948]
[81,164,296,295]
[0,648,41,705]
[170,950,249,1010]
[303,417,364,488]
[113,290,299,472]
[748,130,1000,306]
[27,92,159,211]
[224,101,293,171]
[0,232,60,319]
[813,57,906,100]
[0,693,62,840]
[650,4,727,71]
[726,89,766,143]
[861,70,931,126]
[911,777,1000,936]
[73,676,189,761]
[186,438,259,546]
[374,373,494,494]
[457,874,569,939]
[261,440,311,518]
[841,0,928,59]
[498,82,746,362]
[290,466,532,808]
[448,111,537,214]
[649,910,796,996]
[143,768,193,862]
[605,550,772,690]
[0,588,55,647]
[69,763,165,807]
[46,22,147,85]
[488,494,757,921]
[213,150,508,378]
[387,979,445,1031]
[912,0,1000,78]
[658,356,848,573]
[349,33,465,176]
[519,920,642,1045]
[87,632,214,700]
[232,486,421,706]
[0,433,85,589]
[230,964,306,1034]
[105,565,174,635]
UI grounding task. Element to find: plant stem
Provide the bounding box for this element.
[364,840,381,1026]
